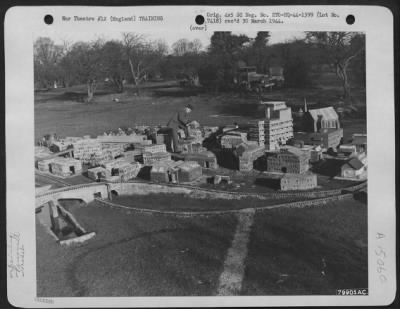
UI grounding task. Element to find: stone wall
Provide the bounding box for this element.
[35,179,367,209]
[94,191,356,218]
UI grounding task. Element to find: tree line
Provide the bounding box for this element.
[34,31,365,103]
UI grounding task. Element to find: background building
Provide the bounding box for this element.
[262,101,294,151]
[294,106,343,149]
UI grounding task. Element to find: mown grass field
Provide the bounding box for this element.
[36,205,238,297]
[37,196,368,297]
[242,198,368,295]
[36,196,367,297]
[34,73,366,142]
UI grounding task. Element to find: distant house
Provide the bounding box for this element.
[340,157,366,178]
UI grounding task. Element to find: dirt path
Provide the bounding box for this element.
[217,208,255,295]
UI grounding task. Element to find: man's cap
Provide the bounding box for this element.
[186,104,193,110]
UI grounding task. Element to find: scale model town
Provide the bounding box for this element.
[35,100,367,192]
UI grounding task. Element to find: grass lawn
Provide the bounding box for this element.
[37,195,367,297]
[34,79,366,142]
[241,197,368,295]
[36,202,238,297]
[111,193,300,212]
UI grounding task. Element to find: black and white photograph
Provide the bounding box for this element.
[5,5,396,307]
[33,29,369,297]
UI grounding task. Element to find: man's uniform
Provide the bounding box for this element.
[167,108,190,152]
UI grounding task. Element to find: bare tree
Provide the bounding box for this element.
[190,39,203,54]
[122,32,150,95]
[34,37,64,88]
[306,32,365,103]
[172,38,203,56]
[152,39,169,56]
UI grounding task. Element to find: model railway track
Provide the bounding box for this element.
[36,171,73,187]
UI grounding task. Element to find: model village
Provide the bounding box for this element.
[35,100,367,193]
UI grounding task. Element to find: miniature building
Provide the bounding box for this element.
[113,162,142,181]
[297,145,313,162]
[100,159,142,181]
[310,145,324,163]
[337,144,357,158]
[97,134,148,145]
[221,131,248,149]
[351,134,367,153]
[63,136,84,144]
[179,139,197,153]
[203,126,219,139]
[49,141,70,153]
[222,124,239,133]
[187,127,204,143]
[303,107,341,132]
[150,160,183,183]
[247,120,265,146]
[49,136,83,152]
[135,143,166,154]
[101,158,129,171]
[280,172,317,191]
[295,106,343,149]
[142,151,171,165]
[213,175,232,185]
[38,158,57,172]
[267,146,309,174]
[340,157,366,179]
[236,143,265,171]
[87,166,111,181]
[121,150,142,163]
[179,151,218,169]
[35,146,52,159]
[178,161,203,182]
[262,101,294,151]
[101,143,127,157]
[50,158,82,177]
[294,128,343,149]
[88,151,114,167]
[191,143,207,154]
[72,139,103,163]
[286,138,305,148]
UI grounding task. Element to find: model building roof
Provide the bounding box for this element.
[308,107,339,122]
[343,157,364,170]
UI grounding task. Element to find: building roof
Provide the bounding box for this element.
[308,107,338,122]
[151,160,183,172]
[352,134,367,145]
[97,135,147,144]
[343,157,364,170]
[179,161,201,172]
[280,146,308,158]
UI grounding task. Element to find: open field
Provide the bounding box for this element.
[34,74,366,141]
[36,196,367,296]
[242,198,368,295]
[37,205,238,297]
